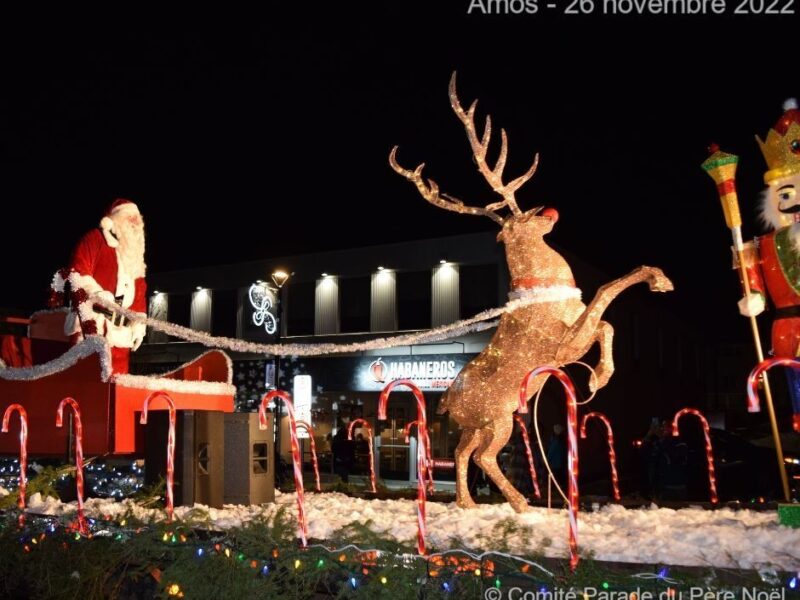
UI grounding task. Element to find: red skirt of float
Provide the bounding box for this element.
[0,312,234,456]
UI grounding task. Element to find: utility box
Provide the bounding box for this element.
[224,412,275,505]
[144,410,225,508]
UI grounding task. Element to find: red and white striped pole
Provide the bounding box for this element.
[139,391,177,521]
[579,412,620,502]
[55,397,88,535]
[379,379,428,555]
[404,419,434,492]
[259,390,308,547]
[512,413,541,500]
[519,366,579,571]
[671,408,718,504]
[347,418,377,493]
[2,404,28,526]
[295,420,321,492]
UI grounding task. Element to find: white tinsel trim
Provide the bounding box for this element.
[113,373,236,396]
[507,284,581,302]
[0,336,112,382]
[50,271,66,293]
[92,285,578,356]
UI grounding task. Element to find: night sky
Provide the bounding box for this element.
[1,8,795,345]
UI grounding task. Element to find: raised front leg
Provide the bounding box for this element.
[454,428,481,509]
[590,320,615,392]
[558,266,672,365]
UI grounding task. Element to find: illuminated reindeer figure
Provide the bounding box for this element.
[389,74,673,512]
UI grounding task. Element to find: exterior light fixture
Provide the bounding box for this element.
[196,286,203,291]
[271,270,290,289]
[377,266,384,271]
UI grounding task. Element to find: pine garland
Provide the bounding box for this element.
[0,508,795,600]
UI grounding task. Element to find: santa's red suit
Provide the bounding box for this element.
[54,200,147,374]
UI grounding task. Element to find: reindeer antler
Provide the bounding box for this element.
[389,72,539,224]
[389,147,505,225]
[448,72,538,216]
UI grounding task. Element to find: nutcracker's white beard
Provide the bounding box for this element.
[112,215,146,279]
[759,182,800,253]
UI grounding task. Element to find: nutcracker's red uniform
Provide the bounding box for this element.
[744,228,800,359]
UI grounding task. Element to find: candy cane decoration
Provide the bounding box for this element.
[347,418,377,493]
[671,408,718,504]
[379,379,428,555]
[404,420,435,492]
[512,413,541,500]
[295,420,321,492]
[259,390,307,547]
[519,366,579,572]
[579,412,620,502]
[2,404,28,526]
[747,357,800,433]
[55,398,88,535]
[139,391,177,521]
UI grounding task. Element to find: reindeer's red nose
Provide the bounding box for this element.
[542,207,559,223]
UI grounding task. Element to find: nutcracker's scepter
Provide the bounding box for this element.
[702,145,791,502]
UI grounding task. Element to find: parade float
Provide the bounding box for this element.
[0,76,798,599]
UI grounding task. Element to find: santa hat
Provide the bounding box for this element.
[100,199,140,248]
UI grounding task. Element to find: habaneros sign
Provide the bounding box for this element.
[352,354,475,392]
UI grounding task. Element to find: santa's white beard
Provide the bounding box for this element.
[113,217,146,279]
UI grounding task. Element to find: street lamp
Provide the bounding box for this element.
[271,268,291,486]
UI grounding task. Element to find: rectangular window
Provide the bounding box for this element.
[340,276,370,333]
[287,280,315,336]
[397,271,431,330]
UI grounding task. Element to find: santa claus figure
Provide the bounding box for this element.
[54,199,147,374]
[738,98,800,433]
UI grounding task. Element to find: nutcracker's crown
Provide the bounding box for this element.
[756,99,800,184]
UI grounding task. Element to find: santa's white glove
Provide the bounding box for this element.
[131,319,147,352]
[738,293,765,317]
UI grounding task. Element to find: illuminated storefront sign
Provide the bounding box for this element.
[352,354,474,392]
[293,374,312,439]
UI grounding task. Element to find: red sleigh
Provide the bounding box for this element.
[0,309,234,456]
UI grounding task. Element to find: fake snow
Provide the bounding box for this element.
[24,491,800,571]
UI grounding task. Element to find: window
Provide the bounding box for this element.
[340,276,370,333]
[397,271,431,330]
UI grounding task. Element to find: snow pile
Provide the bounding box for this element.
[24,492,800,571]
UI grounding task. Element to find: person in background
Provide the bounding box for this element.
[332,422,355,483]
[545,424,567,491]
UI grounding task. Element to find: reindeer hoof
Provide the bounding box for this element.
[589,367,613,392]
[644,267,674,293]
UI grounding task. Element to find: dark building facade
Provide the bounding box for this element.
[135,232,705,484]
